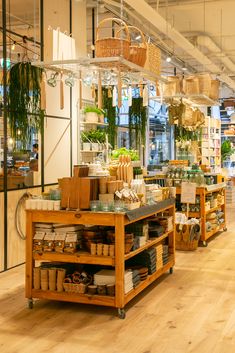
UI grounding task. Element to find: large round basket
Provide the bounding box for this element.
[95,18,130,60]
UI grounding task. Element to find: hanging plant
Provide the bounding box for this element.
[102,88,117,148]
[7,62,44,147]
[129,97,147,149]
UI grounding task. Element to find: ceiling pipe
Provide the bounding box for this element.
[121,0,235,91]
[196,35,235,73]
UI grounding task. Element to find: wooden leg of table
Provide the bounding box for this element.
[25,212,33,299]
[115,214,125,310]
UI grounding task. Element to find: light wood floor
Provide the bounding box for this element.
[1,207,235,353]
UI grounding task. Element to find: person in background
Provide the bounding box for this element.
[33,143,38,159]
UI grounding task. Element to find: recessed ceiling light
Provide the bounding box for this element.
[166,56,172,63]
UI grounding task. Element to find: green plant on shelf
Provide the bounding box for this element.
[84,106,104,115]
[81,129,106,143]
[111,147,139,161]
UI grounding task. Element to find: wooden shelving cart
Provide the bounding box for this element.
[26,199,175,319]
[176,183,227,246]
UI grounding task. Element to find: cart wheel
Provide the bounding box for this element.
[118,308,126,319]
[169,267,174,274]
[202,241,208,247]
[27,299,33,309]
[223,226,227,232]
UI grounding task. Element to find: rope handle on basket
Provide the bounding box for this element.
[96,17,130,42]
[116,25,147,48]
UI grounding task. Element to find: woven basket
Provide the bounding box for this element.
[163,76,182,96]
[126,26,147,67]
[209,79,220,100]
[183,76,199,95]
[95,18,130,60]
[197,73,212,96]
[63,282,88,294]
[176,240,198,251]
[144,43,161,76]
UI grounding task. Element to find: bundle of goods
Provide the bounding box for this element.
[206,210,224,233]
[90,242,115,257]
[82,227,104,252]
[63,270,92,294]
[168,102,205,130]
[33,223,83,253]
[125,220,148,249]
[107,230,134,254]
[144,42,161,76]
[156,244,163,270]
[94,269,132,294]
[162,245,169,265]
[175,214,201,251]
[33,263,75,292]
[126,248,157,275]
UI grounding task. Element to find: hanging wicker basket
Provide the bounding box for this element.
[95,18,130,60]
[126,26,147,67]
[197,73,212,96]
[144,43,161,76]
[209,79,220,100]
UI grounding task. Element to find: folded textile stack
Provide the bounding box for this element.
[133,248,157,274]
[156,244,163,270]
[132,269,141,288]
[35,223,54,233]
[94,269,134,294]
[148,221,164,238]
[162,245,169,265]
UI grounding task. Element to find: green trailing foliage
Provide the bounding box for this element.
[129,97,147,149]
[221,140,234,161]
[81,129,106,143]
[7,62,44,147]
[111,147,139,161]
[102,88,117,148]
[84,106,104,115]
[175,125,202,142]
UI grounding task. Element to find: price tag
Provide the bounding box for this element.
[181,182,196,204]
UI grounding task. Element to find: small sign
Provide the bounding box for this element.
[181,182,196,204]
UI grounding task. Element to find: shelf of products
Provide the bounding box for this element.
[26,200,175,318]
[33,57,167,85]
[151,94,219,107]
[175,183,226,245]
[201,117,221,171]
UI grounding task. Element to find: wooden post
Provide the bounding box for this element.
[115,214,125,309]
[25,211,34,299]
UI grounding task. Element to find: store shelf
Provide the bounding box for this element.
[81,150,101,153]
[205,223,226,241]
[31,289,115,307]
[124,256,174,305]
[124,231,173,261]
[179,211,200,218]
[33,251,115,266]
[32,57,167,85]
[81,122,108,126]
[205,204,224,215]
[151,94,219,107]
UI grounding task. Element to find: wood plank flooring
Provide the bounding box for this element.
[0,207,235,353]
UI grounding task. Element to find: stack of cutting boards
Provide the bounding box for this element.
[116,155,133,185]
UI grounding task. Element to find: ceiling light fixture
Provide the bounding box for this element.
[182,64,187,71]
[135,35,141,40]
[166,56,172,63]
[11,41,16,51]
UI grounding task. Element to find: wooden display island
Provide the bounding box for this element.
[26,199,175,319]
[176,183,227,246]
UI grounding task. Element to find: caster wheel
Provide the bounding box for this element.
[169,267,174,274]
[27,299,33,309]
[118,308,126,319]
[202,241,208,247]
[223,227,227,232]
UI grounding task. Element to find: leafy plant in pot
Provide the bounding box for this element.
[84,106,104,123]
[7,62,44,148]
[81,131,91,151]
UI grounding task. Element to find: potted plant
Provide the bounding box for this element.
[81,131,91,151]
[84,106,104,123]
[221,140,234,162]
